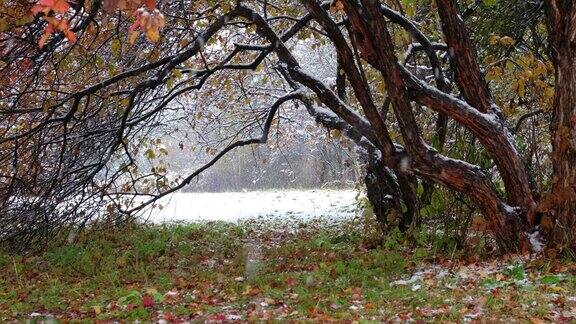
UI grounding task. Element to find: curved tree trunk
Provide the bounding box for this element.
[364,153,418,233]
[342,0,526,249]
[543,1,576,253]
[364,155,400,232]
[243,2,527,252]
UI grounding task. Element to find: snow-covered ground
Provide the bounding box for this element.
[143,189,359,223]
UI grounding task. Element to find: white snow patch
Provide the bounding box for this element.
[527,230,544,252]
[392,272,424,286]
[144,189,357,223]
[400,156,410,172]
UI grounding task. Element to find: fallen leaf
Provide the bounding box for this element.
[530,317,545,324]
[142,294,154,308]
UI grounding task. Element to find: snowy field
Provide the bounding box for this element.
[143,189,359,223]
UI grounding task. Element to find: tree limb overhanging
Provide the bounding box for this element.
[1,0,574,254]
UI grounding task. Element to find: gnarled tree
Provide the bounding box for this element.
[0,0,574,253]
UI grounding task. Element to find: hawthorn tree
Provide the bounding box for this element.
[0,0,574,253]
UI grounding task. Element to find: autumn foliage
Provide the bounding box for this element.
[29,0,164,47]
[0,0,575,256]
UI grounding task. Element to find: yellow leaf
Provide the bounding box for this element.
[489,35,500,45]
[505,60,515,71]
[534,60,548,76]
[330,129,342,139]
[172,69,182,79]
[499,36,515,46]
[485,66,502,81]
[517,79,526,98]
[111,38,122,58]
[146,288,158,295]
[548,285,565,292]
[145,148,156,160]
[128,30,139,44]
[146,28,160,42]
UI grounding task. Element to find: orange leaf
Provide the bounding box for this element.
[64,30,77,43]
[31,4,49,15]
[143,0,156,9]
[52,0,71,13]
[38,24,54,48]
[38,0,56,5]
[31,0,70,15]
[38,32,50,48]
[128,30,140,44]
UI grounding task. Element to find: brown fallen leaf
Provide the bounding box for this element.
[530,317,545,324]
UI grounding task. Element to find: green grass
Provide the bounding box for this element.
[0,218,575,322]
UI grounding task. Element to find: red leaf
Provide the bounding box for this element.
[31,0,70,15]
[285,277,297,287]
[17,291,28,301]
[39,0,56,6]
[31,4,48,15]
[52,0,70,14]
[142,294,154,308]
[143,0,156,9]
[64,29,77,43]
[163,311,175,321]
[208,313,227,321]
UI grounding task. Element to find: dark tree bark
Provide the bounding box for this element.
[543,0,576,253]
[334,52,417,233]
[363,151,419,233]
[10,0,575,253]
[365,154,401,232]
[436,0,537,225]
[332,0,525,247]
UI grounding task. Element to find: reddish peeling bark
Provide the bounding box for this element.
[436,0,536,222]
[343,1,535,226]
[243,1,530,250]
[342,0,523,246]
[436,0,493,113]
[543,0,576,252]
